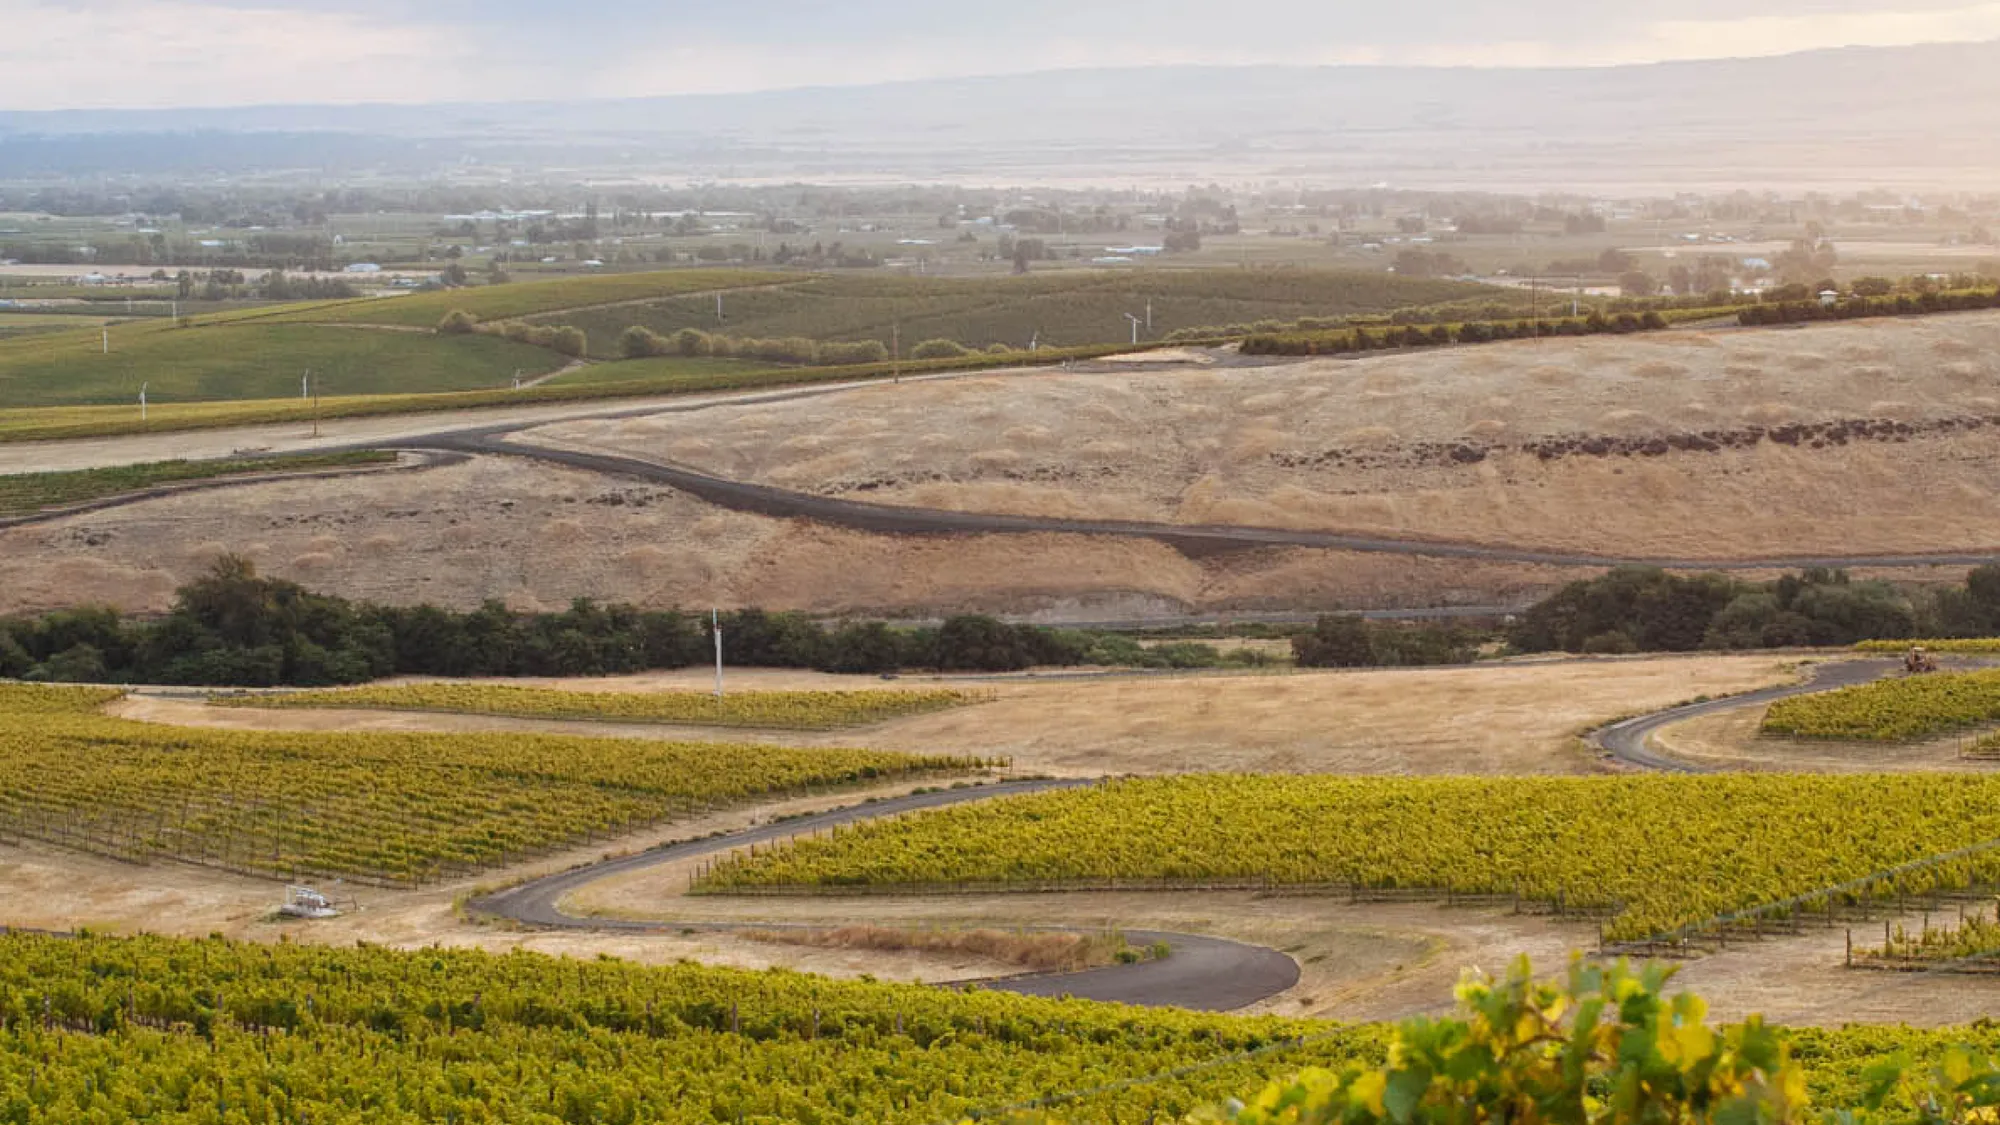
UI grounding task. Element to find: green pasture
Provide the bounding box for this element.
[0,322,566,409]
[540,269,1494,357]
[267,269,793,328]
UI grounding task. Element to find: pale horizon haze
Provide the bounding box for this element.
[10,0,2000,110]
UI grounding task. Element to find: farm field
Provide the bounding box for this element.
[0,321,566,408]
[695,772,2000,941]
[267,268,794,328]
[545,353,767,384]
[1653,703,1999,772]
[0,449,395,517]
[9,930,2000,1122]
[115,655,1802,776]
[221,683,979,729]
[537,269,1500,357]
[1762,668,2000,740]
[531,310,2000,560]
[0,929,1377,1123]
[0,685,986,885]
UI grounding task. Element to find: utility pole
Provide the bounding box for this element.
[711,609,724,698]
[1125,313,1141,346]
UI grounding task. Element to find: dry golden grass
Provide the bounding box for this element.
[532,313,2000,558]
[848,655,1804,775]
[116,654,1803,777]
[0,454,1595,617]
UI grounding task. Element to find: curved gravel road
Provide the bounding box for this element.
[1589,658,1897,771]
[470,778,1301,1012]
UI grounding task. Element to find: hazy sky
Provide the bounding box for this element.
[11,0,2000,109]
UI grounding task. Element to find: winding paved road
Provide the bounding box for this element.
[470,656,1906,1010]
[469,778,1301,1012]
[401,431,2000,572]
[13,358,2000,570]
[1589,658,1897,771]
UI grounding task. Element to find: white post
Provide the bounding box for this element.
[1146,300,1153,330]
[170,299,179,323]
[302,371,310,400]
[716,292,724,323]
[712,609,724,698]
[139,382,148,422]
[101,327,109,354]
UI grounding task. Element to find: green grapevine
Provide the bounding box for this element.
[0,685,989,885]
[699,774,2000,941]
[217,683,977,730]
[1762,670,2000,741]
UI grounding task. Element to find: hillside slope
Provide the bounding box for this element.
[531,314,2000,560]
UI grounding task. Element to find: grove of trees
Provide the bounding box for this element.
[1504,565,2000,653]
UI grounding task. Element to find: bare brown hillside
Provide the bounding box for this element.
[529,314,2000,558]
[0,456,1585,617]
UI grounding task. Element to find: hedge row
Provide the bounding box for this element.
[1241,311,1670,356]
[1737,288,2000,325]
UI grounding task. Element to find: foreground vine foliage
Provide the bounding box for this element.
[700,774,2000,940]
[0,685,987,884]
[3,936,1999,1123]
[1175,958,2000,1125]
[216,682,975,729]
[0,930,1377,1123]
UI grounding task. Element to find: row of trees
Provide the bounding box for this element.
[1738,285,2000,325]
[1241,310,1671,356]
[1507,565,2000,654]
[0,560,1274,687]
[617,326,892,365]
[616,326,1020,366]
[1291,616,1482,667]
[436,311,588,357]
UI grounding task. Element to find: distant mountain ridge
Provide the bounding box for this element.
[5,41,2000,188]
